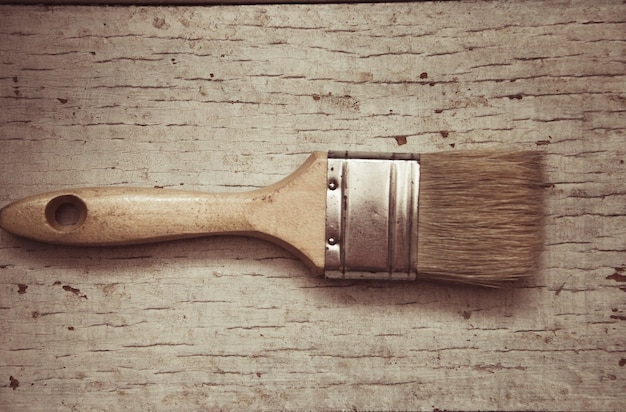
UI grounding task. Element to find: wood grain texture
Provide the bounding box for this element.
[0,1,624,410]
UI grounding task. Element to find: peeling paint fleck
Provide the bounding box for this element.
[62,285,87,299]
[607,268,626,282]
[9,376,19,390]
[394,136,407,146]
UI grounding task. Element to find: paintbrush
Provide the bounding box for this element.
[0,150,543,286]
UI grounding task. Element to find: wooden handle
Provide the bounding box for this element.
[0,152,328,272]
[0,188,252,243]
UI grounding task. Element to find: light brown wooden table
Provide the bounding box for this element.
[1,2,625,410]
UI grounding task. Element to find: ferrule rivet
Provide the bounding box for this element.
[328,180,338,190]
[327,237,337,245]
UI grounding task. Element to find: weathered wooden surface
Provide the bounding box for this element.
[0,1,624,410]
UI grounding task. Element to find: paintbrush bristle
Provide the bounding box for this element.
[417,150,544,286]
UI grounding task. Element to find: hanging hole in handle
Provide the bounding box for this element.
[45,195,87,231]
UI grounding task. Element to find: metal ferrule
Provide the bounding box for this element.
[324,151,420,280]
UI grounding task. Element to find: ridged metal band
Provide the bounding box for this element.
[324,151,420,280]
